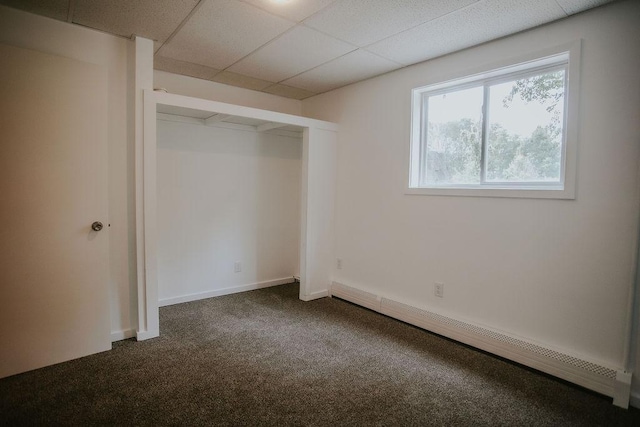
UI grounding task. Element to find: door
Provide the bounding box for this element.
[0,43,110,378]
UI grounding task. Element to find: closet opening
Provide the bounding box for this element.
[136,91,338,340]
[156,104,304,308]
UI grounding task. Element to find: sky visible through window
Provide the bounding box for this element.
[428,81,562,138]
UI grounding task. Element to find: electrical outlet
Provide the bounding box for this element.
[434,282,444,298]
[336,258,343,270]
[234,261,241,273]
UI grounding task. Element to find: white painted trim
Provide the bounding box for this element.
[153,91,339,132]
[204,114,232,125]
[300,290,329,301]
[136,329,159,341]
[156,112,303,138]
[157,112,204,126]
[331,281,621,403]
[256,122,288,132]
[405,186,574,200]
[158,278,295,307]
[630,390,640,409]
[134,37,154,340]
[266,129,303,139]
[111,329,135,342]
[613,371,632,409]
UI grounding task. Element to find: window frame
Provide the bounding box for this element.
[407,41,581,199]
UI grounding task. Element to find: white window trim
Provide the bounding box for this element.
[406,40,581,200]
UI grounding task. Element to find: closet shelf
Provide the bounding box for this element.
[157,104,305,137]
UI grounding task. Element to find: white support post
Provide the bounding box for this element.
[298,127,337,301]
[134,36,157,341]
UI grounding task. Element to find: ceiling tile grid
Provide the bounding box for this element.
[0,0,69,21]
[283,49,400,93]
[227,25,356,83]
[72,0,199,43]
[262,83,316,100]
[155,56,221,81]
[0,0,620,99]
[240,0,336,22]
[212,70,274,91]
[157,0,294,70]
[367,0,569,66]
[304,0,479,47]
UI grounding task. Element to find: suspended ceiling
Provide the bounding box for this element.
[0,0,616,99]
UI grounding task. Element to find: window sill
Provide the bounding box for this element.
[405,186,575,200]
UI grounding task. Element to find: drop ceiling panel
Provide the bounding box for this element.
[368,0,567,65]
[155,56,220,81]
[3,0,618,100]
[284,49,400,93]
[0,0,69,21]
[242,0,336,22]
[158,0,294,70]
[304,0,478,47]
[73,0,199,43]
[555,0,614,15]
[228,25,355,82]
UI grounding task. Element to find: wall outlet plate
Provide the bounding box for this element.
[234,261,241,273]
[434,282,444,298]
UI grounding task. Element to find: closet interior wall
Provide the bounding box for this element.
[156,117,302,306]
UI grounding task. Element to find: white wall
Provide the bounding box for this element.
[303,0,640,384]
[154,70,302,116]
[157,120,301,304]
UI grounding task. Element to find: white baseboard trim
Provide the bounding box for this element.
[136,329,159,341]
[111,329,136,342]
[158,277,296,307]
[613,371,632,408]
[331,281,623,405]
[630,390,640,409]
[300,290,329,301]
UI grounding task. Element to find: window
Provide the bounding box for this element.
[409,44,580,199]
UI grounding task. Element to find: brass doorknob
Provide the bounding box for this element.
[91,221,103,232]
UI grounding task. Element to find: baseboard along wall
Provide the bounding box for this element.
[158,277,296,307]
[300,290,329,301]
[110,329,136,342]
[630,389,640,409]
[330,281,631,408]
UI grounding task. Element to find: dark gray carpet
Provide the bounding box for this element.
[1,283,638,426]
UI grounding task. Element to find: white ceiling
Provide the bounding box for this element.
[0,0,616,99]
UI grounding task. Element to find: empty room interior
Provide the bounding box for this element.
[1,0,640,424]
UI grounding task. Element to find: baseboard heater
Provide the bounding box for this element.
[330,281,631,407]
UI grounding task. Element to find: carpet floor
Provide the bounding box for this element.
[1,283,639,426]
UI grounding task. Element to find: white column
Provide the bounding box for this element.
[134,36,157,340]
